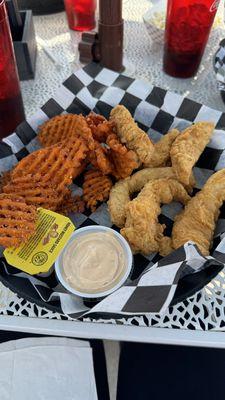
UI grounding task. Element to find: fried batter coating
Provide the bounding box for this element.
[108,167,176,228]
[108,178,131,228]
[172,168,225,256]
[144,129,179,168]
[83,170,112,212]
[110,105,154,164]
[0,194,37,248]
[170,122,214,186]
[121,178,190,254]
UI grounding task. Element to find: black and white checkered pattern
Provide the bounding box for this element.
[0,62,225,320]
[214,38,225,92]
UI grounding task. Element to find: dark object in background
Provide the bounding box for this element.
[13,10,37,80]
[17,0,64,15]
[117,342,225,400]
[78,0,124,72]
[0,0,25,138]
[6,0,22,40]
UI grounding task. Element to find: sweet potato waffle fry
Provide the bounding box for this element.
[3,174,60,211]
[86,112,108,142]
[39,114,95,150]
[83,169,112,212]
[88,142,114,175]
[106,132,127,154]
[110,149,139,179]
[62,136,89,178]
[38,114,78,147]
[0,194,37,248]
[11,145,74,196]
[0,171,11,193]
[56,190,85,215]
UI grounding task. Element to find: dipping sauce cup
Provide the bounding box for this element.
[55,226,133,299]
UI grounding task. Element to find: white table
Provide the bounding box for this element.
[1,0,225,347]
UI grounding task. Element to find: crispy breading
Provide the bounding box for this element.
[172,168,225,256]
[108,167,176,228]
[83,169,112,212]
[0,194,37,248]
[110,105,154,164]
[121,178,190,254]
[144,129,179,168]
[170,122,214,186]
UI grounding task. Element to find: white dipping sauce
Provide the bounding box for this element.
[62,232,127,294]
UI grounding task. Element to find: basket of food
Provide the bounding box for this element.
[0,62,224,323]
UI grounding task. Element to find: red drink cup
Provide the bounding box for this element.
[163,0,220,78]
[64,0,96,31]
[0,0,25,139]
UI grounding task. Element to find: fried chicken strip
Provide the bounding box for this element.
[170,122,214,186]
[121,178,190,255]
[144,129,179,168]
[108,167,176,228]
[110,105,154,164]
[172,168,225,256]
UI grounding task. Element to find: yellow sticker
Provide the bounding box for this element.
[4,208,75,275]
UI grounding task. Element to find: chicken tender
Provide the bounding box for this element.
[121,178,190,254]
[108,167,175,228]
[110,105,154,164]
[144,129,179,168]
[170,122,214,186]
[172,168,225,256]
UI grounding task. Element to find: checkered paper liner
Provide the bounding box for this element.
[0,62,225,321]
[214,38,225,91]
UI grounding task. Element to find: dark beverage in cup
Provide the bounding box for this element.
[64,0,96,31]
[0,0,25,139]
[163,0,220,78]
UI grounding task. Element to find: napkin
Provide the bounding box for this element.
[0,337,98,400]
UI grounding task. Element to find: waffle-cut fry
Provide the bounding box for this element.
[83,170,112,212]
[88,141,114,175]
[106,132,127,154]
[0,193,37,248]
[38,114,79,147]
[56,191,85,215]
[62,136,89,178]
[0,171,11,192]
[72,161,87,180]
[86,112,108,142]
[38,114,95,149]
[3,174,60,211]
[110,149,139,179]
[11,145,74,195]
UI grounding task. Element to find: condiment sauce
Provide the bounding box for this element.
[62,232,127,294]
